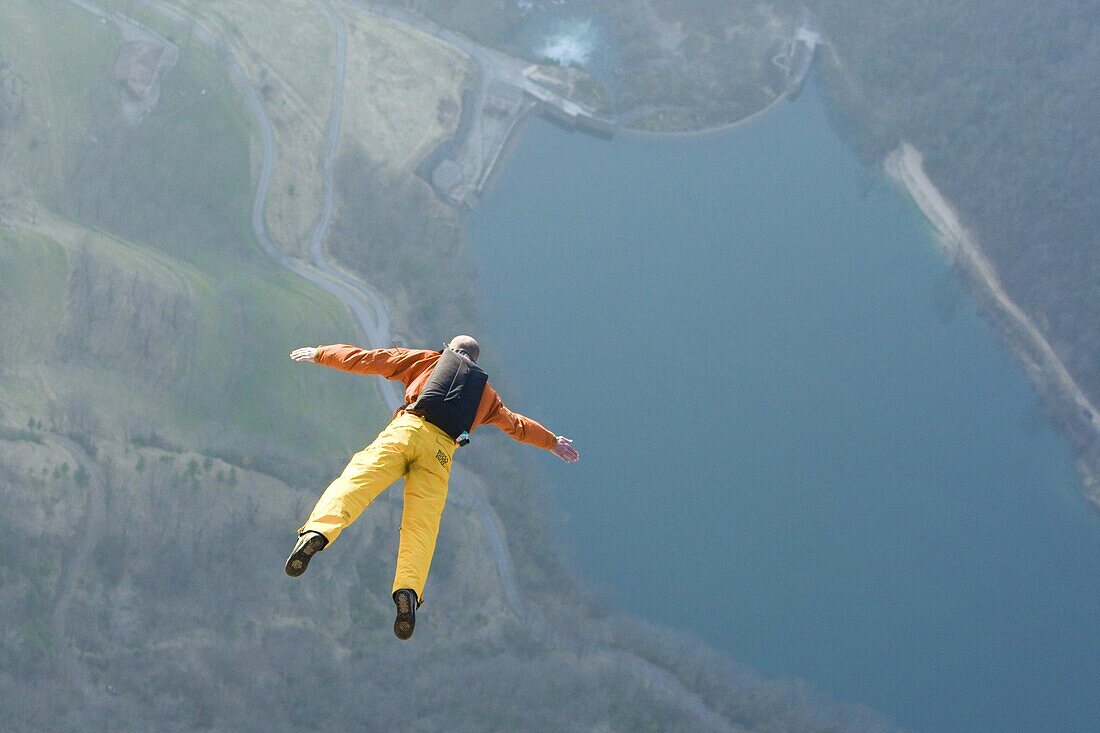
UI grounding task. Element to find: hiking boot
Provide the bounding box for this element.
[393,588,418,640]
[284,531,328,577]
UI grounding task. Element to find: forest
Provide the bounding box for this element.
[806,0,1100,445]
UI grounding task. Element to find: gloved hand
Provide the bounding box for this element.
[553,436,579,463]
[290,346,318,363]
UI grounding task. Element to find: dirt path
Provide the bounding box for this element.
[885,143,1100,439]
[46,434,107,706]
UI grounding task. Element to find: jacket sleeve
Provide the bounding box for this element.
[314,344,428,382]
[481,390,558,451]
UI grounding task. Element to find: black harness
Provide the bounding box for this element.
[407,348,488,445]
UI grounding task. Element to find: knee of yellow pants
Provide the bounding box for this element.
[301,422,412,543]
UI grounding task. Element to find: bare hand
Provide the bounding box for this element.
[553,436,579,463]
[290,346,317,363]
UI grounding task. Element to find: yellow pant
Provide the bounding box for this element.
[299,412,456,601]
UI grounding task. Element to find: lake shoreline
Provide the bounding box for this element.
[885,143,1100,506]
[615,89,790,141]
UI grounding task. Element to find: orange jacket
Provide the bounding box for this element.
[315,344,558,451]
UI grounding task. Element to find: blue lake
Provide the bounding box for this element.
[466,87,1100,732]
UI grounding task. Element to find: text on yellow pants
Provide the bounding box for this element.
[299,412,456,601]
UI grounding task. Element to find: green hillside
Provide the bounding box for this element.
[0,215,383,477]
[0,0,119,198]
[0,0,388,476]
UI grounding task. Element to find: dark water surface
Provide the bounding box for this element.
[466,88,1100,732]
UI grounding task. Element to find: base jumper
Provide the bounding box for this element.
[285,335,579,639]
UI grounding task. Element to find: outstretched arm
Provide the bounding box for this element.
[290,344,431,380]
[482,391,579,463]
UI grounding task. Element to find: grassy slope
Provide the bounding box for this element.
[0,229,70,417]
[153,0,334,254]
[0,218,380,473]
[0,0,119,199]
[0,0,387,474]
